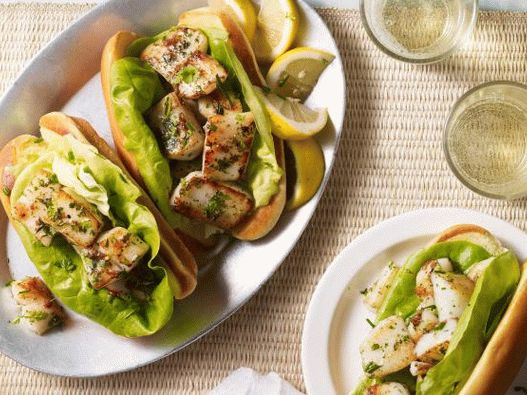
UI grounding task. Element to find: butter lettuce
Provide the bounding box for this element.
[9,132,173,337]
[353,240,520,394]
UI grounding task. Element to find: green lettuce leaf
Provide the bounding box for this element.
[10,132,173,337]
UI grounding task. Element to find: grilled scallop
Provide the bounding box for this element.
[360,315,416,378]
[80,227,149,289]
[365,382,411,395]
[414,318,458,363]
[431,272,474,322]
[140,27,208,83]
[198,90,243,119]
[12,170,103,247]
[171,171,254,229]
[203,112,256,181]
[148,92,204,161]
[175,52,228,99]
[362,261,399,312]
[415,258,453,300]
[11,277,65,335]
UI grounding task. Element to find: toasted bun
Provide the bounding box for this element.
[1,112,197,299]
[432,224,527,394]
[101,11,286,242]
[459,261,527,395]
[232,136,286,240]
[431,224,506,256]
[100,31,144,188]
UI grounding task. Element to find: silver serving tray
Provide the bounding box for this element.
[0,0,345,377]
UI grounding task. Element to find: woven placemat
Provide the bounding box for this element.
[2,4,527,395]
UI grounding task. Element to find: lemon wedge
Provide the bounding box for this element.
[266,47,335,101]
[209,0,257,42]
[285,138,325,210]
[256,87,328,140]
[253,0,299,63]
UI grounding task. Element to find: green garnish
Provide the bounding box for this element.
[366,318,376,328]
[364,362,382,374]
[204,191,229,220]
[2,186,11,196]
[176,66,197,83]
[67,150,76,163]
[54,258,76,273]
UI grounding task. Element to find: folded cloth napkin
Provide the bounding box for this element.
[207,368,304,395]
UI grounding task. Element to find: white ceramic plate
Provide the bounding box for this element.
[0,0,345,377]
[301,208,527,395]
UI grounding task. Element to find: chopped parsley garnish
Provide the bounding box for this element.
[204,191,229,220]
[2,186,10,196]
[11,310,49,324]
[67,150,76,163]
[366,318,376,328]
[434,321,447,331]
[186,121,195,132]
[371,343,380,350]
[54,258,76,273]
[49,173,59,184]
[176,66,198,83]
[364,362,381,374]
[5,280,14,287]
[208,123,218,132]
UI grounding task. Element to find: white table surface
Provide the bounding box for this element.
[0,0,526,11]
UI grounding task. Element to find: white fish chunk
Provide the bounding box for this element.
[415,258,453,300]
[148,92,204,160]
[171,171,254,229]
[80,227,149,289]
[12,170,103,247]
[431,272,474,322]
[361,261,399,312]
[415,318,458,363]
[198,90,243,119]
[408,305,439,342]
[140,27,208,83]
[360,315,415,378]
[175,52,228,99]
[364,382,410,395]
[203,112,256,181]
[11,277,65,335]
[409,361,433,377]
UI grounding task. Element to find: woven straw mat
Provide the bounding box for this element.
[2,3,527,395]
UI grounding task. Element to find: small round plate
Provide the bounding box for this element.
[301,208,527,395]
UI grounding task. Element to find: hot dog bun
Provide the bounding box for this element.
[100,10,286,243]
[1,112,197,299]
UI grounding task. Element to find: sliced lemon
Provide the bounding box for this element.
[208,0,257,42]
[285,137,325,210]
[266,47,335,101]
[253,0,299,64]
[256,87,328,140]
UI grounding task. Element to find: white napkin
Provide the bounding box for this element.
[207,368,304,395]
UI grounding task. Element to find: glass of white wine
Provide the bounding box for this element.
[360,0,478,63]
[444,81,527,199]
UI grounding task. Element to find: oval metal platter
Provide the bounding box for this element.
[0,0,346,377]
